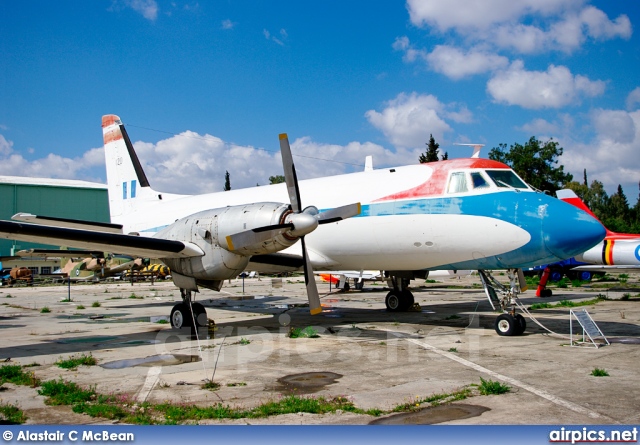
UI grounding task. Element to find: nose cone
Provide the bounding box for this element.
[542,196,605,260]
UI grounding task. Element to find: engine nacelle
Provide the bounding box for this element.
[156,202,298,282]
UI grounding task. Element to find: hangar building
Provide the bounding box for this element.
[0,176,109,263]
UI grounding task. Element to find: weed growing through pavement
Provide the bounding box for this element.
[92,301,101,308]
[477,377,511,395]
[55,353,97,370]
[591,368,609,377]
[40,307,51,313]
[0,401,27,424]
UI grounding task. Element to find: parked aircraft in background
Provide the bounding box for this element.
[318,269,473,291]
[0,115,606,336]
[546,189,640,277]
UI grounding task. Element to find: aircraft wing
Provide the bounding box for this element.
[0,220,203,259]
[572,265,640,273]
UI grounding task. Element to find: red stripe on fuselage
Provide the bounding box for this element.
[374,158,510,202]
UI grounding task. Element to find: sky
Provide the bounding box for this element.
[1,0,639,204]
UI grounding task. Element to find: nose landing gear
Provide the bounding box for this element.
[479,269,528,336]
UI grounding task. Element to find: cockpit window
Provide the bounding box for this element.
[470,172,489,189]
[447,172,468,194]
[485,170,528,189]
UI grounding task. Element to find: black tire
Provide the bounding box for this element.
[494,314,517,336]
[514,314,526,335]
[541,289,553,298]
[355,280,364,291]
[400,290,414,311]
[170,303,191,329]
[385,291,402,311]
[191,302,208,327]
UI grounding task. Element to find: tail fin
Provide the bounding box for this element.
[102,115,161,224]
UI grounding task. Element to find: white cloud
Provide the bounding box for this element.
[426,45,509,79]
[221,19,235,30]
[365,92,472,148]
[591,109,636,144]
[109,0,158,20]
[517,118,560,136]
[263,28,287,46]
[626,87,640,111]
[0,135,13,156]
[0,135,105,181]
[560,109,640,202]
[406,0,631,54]
[487,60,605,109]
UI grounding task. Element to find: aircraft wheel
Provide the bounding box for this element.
[540,289,553,298]
[494,314,517,336]
[385,292,402,312]
[355,280,364,291]
[549,269,564,282]
[191,302,208,327]
[170,303,191,329]
[514,314,526,335]
[400,290,414,311]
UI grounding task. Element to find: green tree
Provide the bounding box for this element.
[223,170,231,191]
[488,137,573,193]
[269,175,285,184]
[419,134,440,163]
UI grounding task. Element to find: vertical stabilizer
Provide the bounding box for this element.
[102,115,158,224]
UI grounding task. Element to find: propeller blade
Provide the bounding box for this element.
[226,226,291,252]
[301,236,322,315]
[279,133,302,213]
[317,203,362,224]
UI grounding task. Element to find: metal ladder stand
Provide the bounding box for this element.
[570,308,609,348]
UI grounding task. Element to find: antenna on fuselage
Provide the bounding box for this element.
[364,155,373,172]
[453,143,485,158]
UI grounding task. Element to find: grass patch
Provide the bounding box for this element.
[201,381,220,391]
[0,401,27,424]
[478,377,511,395]
[448,347,458,353]
[530,302,553,310]
[55,353,97,369]
[91,301,101,308]
[226,382,247,387]
[288,326,320,338]
[40,307,51,313]
[155,319,169,324]
[530,296,607,310]
[393,388,471,412]
[38,379,96,405]
[129,293,143,299]
[76,305,85,310]
[238,338,251,345]
[591,368,609,377]
[0,365,40,387]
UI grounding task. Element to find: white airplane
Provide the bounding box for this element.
[557,189,640,273]
[0,115,606,336]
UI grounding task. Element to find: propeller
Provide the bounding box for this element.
[226,133,361,314]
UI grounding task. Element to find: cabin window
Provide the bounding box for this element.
[485,170,528,189]
[447,172,468,194]
[470,172,489,189]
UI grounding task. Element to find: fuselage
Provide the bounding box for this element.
[113,158,605,272]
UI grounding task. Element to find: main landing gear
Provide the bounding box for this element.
[385,276,415,312]
[170,289,208,330]
[478,269,527,336]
